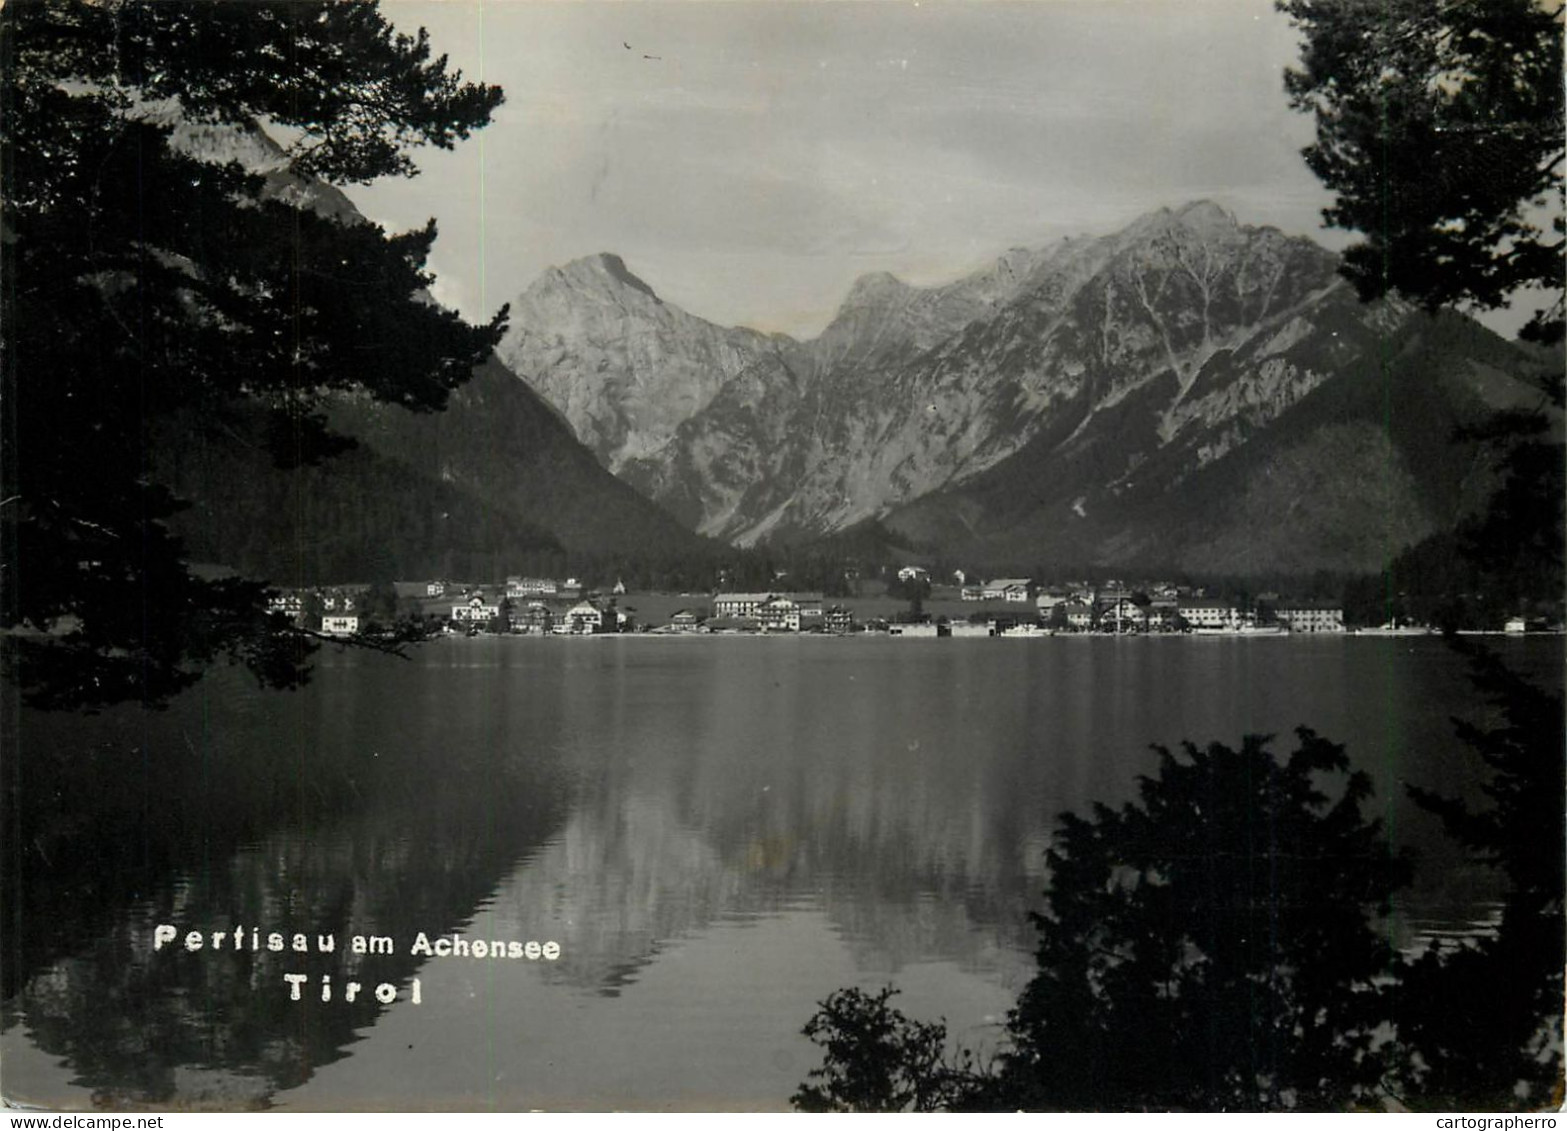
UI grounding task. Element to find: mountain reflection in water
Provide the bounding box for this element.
[4,635,1557,1110]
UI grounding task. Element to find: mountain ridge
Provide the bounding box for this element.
[499,202,1554,575]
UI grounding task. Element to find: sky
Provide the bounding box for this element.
[347,1,1374,339]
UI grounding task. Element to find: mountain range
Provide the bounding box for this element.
[150,114,1556,584]
[498,203,1558,576]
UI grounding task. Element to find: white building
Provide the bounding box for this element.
[268,593,304,617]
[983,578,1034,602]
[1277,602,1346,633]
[1179,598,1240,630]
[759,596,800,632]
[1099,597,1145,632]
[558,600,604,634]
[714,592,773,619]
[506,576,558,598]
[452,596,500,622]
[320,615,359,635]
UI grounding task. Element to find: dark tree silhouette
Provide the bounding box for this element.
[994,731,1410,1111]
[1278,0,1565,344]
[792,987,982,1113]
[1,1,506,709]
[1395,642,1565,1109]
[795,731,1412,1111]
[357,582,401,631]
[1454,408,1566,611]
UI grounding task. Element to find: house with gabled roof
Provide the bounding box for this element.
[983,578,1035,602]
[452,594,500,623]
[557,599,604,635]
[670,609,705,633]
[1062,601,1094,631]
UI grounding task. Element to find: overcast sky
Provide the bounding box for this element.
[349,1,1356,339]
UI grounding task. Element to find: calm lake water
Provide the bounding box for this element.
[4,634,1560,1110]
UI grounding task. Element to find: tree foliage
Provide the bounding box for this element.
[1,1,506,709]
[792,986,983,1113]
[796,731,1413,1111]
[1396,640,1565,1109]
[1278,0,1565,344]
[996,731,1410,1111]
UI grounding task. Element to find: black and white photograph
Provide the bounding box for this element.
[2,0,1562,1113]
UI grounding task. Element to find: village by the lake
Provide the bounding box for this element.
[272,564,1560,642]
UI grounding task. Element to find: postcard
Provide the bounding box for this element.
[3,0,1561,1114]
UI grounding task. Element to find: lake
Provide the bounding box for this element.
[3,634,1559,1110]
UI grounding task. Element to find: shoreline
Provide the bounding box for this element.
[439,628,1566,641]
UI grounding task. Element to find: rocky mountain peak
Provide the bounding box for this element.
[500,253,784,473]
[1167,200,1247,249]
[1174,198,1237,227]
[1114,198,1238,248]
[993,246,1041,277]
[544,252,662,303]
[842,270,914,305]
